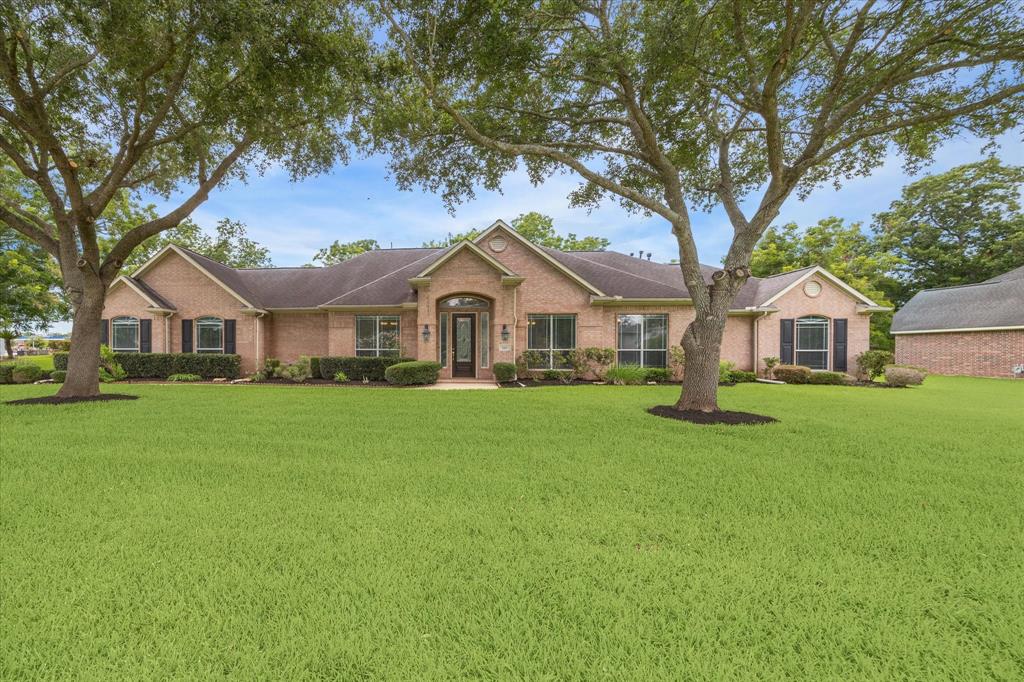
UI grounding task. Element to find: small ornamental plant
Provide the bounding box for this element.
[333,370,349,383]
[761,356,779,379]
[167,373,203,382]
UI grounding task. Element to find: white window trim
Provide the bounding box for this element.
[616,314,668,367]
[795,316,830,370]
[111,316,140,353]
[355,315,401,357]
[527,314,577,369]
[196,316,225,354]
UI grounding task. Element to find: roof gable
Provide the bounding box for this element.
[130,244,260,309]
[415,240,518,278]
[473,221,605,295]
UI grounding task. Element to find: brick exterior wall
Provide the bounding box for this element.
[896,330,1024,378]
[104,233,877,379]
[755,275,872,374]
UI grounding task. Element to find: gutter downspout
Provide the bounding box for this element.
[752,310,770,374]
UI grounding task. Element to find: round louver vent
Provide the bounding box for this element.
[803,280,822,297]
[488,236,508,252]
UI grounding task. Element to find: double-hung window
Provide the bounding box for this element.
[527,314,576,369]
[795,316,829,370]
[617,314,668,367]
[111,316,140,352]
[356,315,400,357]
[196,317,224,353]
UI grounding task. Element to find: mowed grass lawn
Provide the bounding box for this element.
[1,377,1022,679]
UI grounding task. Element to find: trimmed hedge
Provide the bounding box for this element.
[493,362,517,382]
[773,364,812,384]
[11,364,42,384]
[806,371,849,385]
[729,370,758,383]
[885,365,925,386]
[643,367,672,383]
[0,365,12,384]
[319,356,413,382]
[384,360,441,385]
[53,351,239,378]
[309,356,321,380]
[50,370,66,383]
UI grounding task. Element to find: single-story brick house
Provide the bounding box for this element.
[892,265,1024,378]
[101,220,887,379]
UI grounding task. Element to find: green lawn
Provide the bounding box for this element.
[0,354,54,370]
[1,377,1022,679]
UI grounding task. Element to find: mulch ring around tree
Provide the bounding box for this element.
[647,405,778,426]
[5,394,139,406]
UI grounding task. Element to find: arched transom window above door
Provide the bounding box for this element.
[439,296,488,309]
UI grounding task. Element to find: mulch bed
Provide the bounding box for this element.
[647,405,778,426]
[5,394,139,406]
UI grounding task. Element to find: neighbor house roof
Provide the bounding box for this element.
[124,222,880,313]
[891,265,1024,334]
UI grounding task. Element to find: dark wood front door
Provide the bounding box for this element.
[452,313,475,377]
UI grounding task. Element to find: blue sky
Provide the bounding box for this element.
[150,130,1021,268]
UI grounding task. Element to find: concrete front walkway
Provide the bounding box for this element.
[420,380,500,390]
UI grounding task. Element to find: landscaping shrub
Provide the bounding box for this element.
[47,339,71,352]
[278,357,312,383]
[171,353,240,379]
[0,365,12,384]
[542,369,564,381]
[729,370,758,383]
[52,351,238,379]
[855,349,894,380]
[605,364,646,385]
[885,365,926,386]
[643,367,672,383]
[887,363,929,375]
[333,370,349,383]
[319,356,412,382]
[11,364,42,384]
[50,370,66,383]
[805,371,849,385]
[773,364,812,384]
[493,362,517,382]
[384,360,441,385]
[309,356,321,379]
[580,347,615,379]
[718,360,736,384]
[761,356,779,379]
[669,345,685,378]
[515,350,546,377]
[167,373,202,382]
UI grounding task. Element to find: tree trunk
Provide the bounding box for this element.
[2,336,12,359]
[676,304,728,412]
[56,287,105,398]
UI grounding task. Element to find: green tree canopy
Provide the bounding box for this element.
[0,224,67,356]
[311,239,381,266]
[372,0,1024,412]
[751,217,899,350]
[0,0,372,396]
[873,159,1024,305]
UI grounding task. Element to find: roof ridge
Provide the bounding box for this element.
[550,249,689,292]
[759,264,818,279]
[322,249,446,305]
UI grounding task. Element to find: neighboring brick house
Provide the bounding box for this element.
[892,265,1024,378]
[101,220,886,379]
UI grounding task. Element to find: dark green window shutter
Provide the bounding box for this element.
[833,319,848,372]
[780,319,794,364]
[100,319,109,346]
[181,319,193,352]
[139,319,152,353]
[224,319,236,354]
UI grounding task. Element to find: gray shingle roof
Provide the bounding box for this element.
[126,277,175,310]
[154,242,855,311]
[891,265,1024,332]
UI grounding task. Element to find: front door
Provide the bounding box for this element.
[452,313,475,377]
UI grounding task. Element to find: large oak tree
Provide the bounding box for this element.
[0,0,371,397]
[373,0,1024,412]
